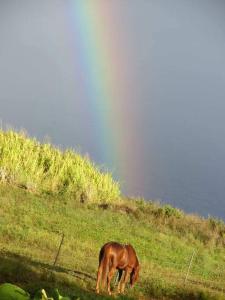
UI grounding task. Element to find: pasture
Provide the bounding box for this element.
[0,184,225,299]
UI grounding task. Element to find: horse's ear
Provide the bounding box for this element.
[130,265,140,287]
[137,264,140,272]
[136,264,140,278]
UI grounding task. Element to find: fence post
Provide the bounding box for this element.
[53,233,64,266]
[184,250,195,285]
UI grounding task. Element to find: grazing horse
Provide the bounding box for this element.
[95,241,140,295]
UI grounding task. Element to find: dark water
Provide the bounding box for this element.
[1,0,225,220]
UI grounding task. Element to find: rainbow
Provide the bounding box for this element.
[64,1,143,195]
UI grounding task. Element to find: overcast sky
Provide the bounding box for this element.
[1,0,225,218]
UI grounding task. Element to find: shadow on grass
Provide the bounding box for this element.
[1,250,224,300]
[0,250,136,300]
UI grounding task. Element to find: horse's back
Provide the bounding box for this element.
[100,242,137,259]
[100,241,125,255]
[100,242,138,268]
[102,241,124,249]
[99,242,127,266]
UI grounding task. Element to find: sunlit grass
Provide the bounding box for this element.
[0,185,225,299]
[0,129,120,203]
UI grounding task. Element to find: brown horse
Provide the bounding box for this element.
[96,241,140,295]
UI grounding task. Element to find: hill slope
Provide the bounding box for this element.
[0,184,225,300]
[0,130,225,299]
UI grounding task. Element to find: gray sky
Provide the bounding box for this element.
[1,0,225,218]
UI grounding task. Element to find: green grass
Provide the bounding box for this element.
[0,184,225,300]
[0,129,225,299]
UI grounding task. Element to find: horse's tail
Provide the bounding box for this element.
[96,245,110,292]
[101,251,110,289]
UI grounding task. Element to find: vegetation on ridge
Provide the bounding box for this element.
[0,130,120,203]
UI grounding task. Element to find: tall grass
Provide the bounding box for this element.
[0,130,120,203]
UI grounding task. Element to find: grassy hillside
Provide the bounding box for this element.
[0,130,225,300]
[0,130,120,203]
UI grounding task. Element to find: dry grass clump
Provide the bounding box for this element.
[119,197,225,247]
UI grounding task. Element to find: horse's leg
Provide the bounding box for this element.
[120,268,132,294]
[117,269,124,294]
[107,265,116,295]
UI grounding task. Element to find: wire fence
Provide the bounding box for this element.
[44,232,225,295]
[2,230,224,296]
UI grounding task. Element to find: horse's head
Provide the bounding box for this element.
[130,264,140,287]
